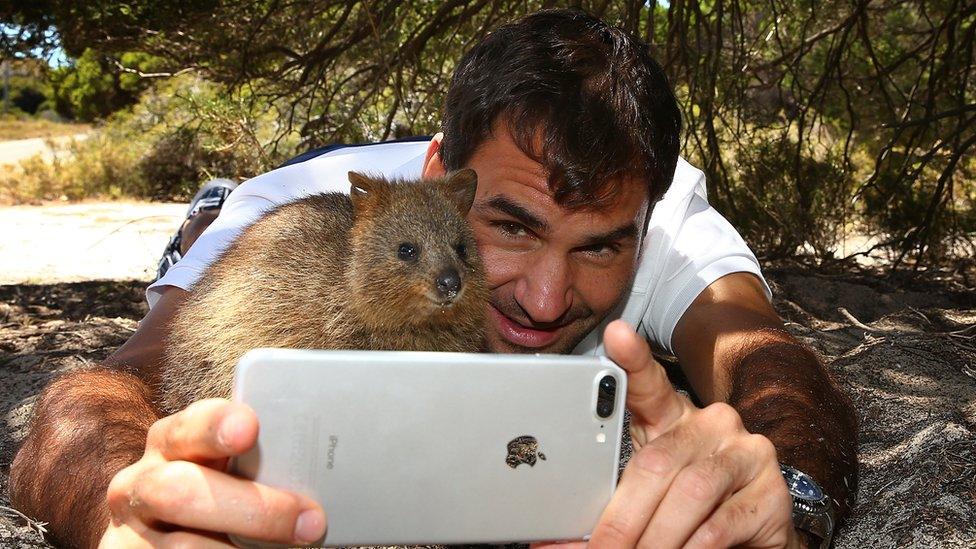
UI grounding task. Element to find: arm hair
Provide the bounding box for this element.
[9,369,159,548]
[8,286,187,548]
[673,273,858,520]
[726,331,858,517]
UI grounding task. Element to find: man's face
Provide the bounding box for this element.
[458,128,650,354]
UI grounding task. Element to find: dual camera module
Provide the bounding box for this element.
[596,374,617,419]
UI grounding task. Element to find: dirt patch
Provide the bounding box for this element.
[0,281,146,547]
[0,120,90,142]
[1,269,974,547]
[0,134,91,170]
[0,202,185,283]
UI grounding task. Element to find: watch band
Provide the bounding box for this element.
[780,464,836,548]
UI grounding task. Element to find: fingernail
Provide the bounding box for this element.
[218,412,245,450]
[294,509,326,544]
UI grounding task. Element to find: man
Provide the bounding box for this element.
[9,9,856,548]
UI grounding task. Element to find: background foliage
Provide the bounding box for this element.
[1,0,973,269]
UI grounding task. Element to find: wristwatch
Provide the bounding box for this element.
[780,464,836,548]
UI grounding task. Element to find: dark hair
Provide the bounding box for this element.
[440,8,682,208]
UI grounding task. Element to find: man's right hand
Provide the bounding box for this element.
[100,399,328,548]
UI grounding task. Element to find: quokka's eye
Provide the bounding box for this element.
[455,242,467,259]
[397,242,419,261]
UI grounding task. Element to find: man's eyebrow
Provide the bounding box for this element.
[482,196,550,233]
[579,223,639,248]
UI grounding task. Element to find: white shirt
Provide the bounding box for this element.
[148,139,771,356]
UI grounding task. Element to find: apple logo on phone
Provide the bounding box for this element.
[506,435,547,468]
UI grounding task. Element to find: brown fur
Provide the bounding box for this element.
[159,170,488,413]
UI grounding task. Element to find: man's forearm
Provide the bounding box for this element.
[726,330,858,518]
[9,368,160,548]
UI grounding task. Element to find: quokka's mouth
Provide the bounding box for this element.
[425,290,464,309]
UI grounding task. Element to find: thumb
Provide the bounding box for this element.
[603,320,689,439]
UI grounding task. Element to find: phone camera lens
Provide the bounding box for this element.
[596,375,617,419]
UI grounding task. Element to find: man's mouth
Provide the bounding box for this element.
[489,306,562,349]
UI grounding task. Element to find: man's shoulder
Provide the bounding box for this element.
[277,135,433,169]
[660,156,707,203]
[231,136,432,205]
[621,155,767,354]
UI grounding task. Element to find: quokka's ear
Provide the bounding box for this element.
[349,171,382,213]
[438,169,478,216]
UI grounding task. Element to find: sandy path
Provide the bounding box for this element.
[0,202,186,284]
[0,134,90,166]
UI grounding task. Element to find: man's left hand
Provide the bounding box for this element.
[536,320,802,548]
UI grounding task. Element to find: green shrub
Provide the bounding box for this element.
[47,49,166,121]
[860,152,976,261]
[1,74,295,203]
[0,132,146,202]
[726,135,854,260]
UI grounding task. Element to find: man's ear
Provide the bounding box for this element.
[348,171,379,213]
[438,169,478,216]
[422,132,448,179]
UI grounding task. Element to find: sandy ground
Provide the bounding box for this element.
[0,202,186,284]
[0,135,90,167]
[0,204,974,548]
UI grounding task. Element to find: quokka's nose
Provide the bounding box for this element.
[436,268,462,300]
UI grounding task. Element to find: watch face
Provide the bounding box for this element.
[781,465,825,502]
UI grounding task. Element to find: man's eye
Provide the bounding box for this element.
[579,243,620,258]
[494,221,529,237]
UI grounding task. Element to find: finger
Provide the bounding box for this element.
[156,530,236,549]
[147,399,259,462]
[102,512,238,549]
[588,421,714,548]
[636,435,767,549]
[127,460,327,545]
[603,320,689,435]
[97,523,152,549]
[684,466,794,549]
[529,542,586,549]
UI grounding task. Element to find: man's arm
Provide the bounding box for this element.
[671,272,858,517]
[8,287,186,547]
[10,286,327,548]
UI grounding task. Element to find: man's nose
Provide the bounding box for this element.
[513,253,573,324]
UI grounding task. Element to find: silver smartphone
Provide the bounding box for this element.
[228,348,626,548]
